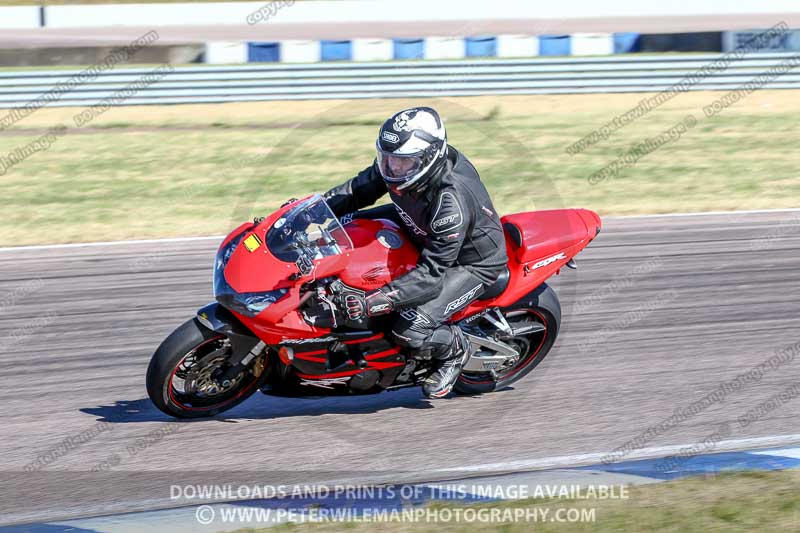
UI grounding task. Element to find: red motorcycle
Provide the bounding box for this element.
[147,195,601,418]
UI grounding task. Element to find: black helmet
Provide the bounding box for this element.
[375,107,447,195]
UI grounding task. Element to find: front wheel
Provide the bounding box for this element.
[146,318,268,418]
[455,283,561,394]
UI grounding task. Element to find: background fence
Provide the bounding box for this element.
[0,53,798,108]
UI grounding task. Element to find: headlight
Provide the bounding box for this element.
[230,288,290,317]
[216,288,289,317]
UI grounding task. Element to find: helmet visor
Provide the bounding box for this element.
[376,145,425,184]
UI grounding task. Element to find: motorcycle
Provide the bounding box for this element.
[146,195,601,418]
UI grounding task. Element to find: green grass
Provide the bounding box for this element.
[230,470,800,532]
[2,90,798,245]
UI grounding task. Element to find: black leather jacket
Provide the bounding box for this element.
[324,146,508,308]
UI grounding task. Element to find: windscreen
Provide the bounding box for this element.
[265,195,353,266]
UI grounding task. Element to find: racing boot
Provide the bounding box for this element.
[422,326,469,399]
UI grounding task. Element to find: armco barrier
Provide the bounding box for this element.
[0,53,798,108]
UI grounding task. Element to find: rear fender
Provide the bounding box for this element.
[196,303,263,366]
[512,282,561,328]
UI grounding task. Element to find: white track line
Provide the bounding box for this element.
[0,234,225,253]
[430,433,800,476]
[1,207,799,253]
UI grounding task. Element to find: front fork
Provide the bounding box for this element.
[196,303,267,381]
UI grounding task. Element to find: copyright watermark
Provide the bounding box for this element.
[196,505,216,525]
[195,505,597,525]
[246,0,295,25]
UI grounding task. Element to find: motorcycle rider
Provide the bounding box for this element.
[324,107,508,398]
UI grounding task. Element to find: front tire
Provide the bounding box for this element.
[146,318,268,418]
[455,283,561,394]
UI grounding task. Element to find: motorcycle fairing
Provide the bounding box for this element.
[203,196,602,384]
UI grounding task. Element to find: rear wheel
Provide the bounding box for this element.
[455,283,560,394]
[146,319,269,418]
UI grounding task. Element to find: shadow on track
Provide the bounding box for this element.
[80,387,441,423]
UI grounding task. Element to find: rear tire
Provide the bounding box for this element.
[455,283,561,394]
[146,318,268,418]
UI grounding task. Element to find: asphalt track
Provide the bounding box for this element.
[1,210,799,526]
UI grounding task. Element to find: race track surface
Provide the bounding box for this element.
[1,210,799,525]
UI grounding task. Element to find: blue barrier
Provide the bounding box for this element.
[465,36,497,58]
[539,35,571,56]
[393,38,425,59]
[614,32,641,53]
[247,42,280,63]
[320,40,352,61]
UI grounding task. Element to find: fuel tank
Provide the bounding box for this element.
[337,218,419,291]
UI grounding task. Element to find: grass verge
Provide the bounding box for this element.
[1,90,798,245]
